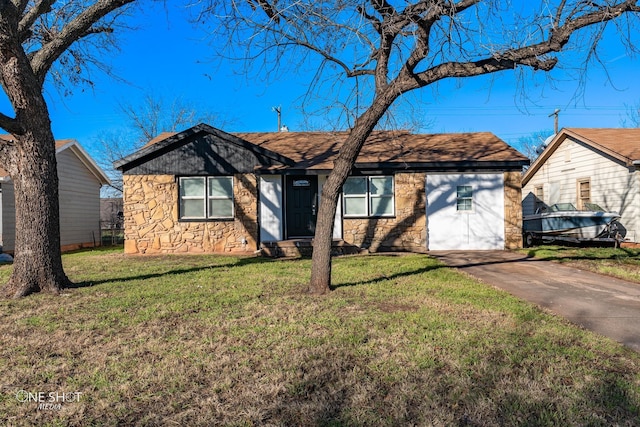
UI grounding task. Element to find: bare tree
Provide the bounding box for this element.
[517,129,555,165]
[202,0,640,294]
[97,92,228,195]
[623,101,640,127]
[0,0,140,297]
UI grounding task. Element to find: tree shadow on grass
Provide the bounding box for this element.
[331,260,447,290]
[66,256,272,289]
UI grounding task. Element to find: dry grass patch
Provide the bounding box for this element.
[0,248,639,426]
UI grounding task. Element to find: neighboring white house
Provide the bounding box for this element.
[522,128,640,242]
[0,138,110,253]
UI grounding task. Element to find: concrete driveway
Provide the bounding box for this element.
[430,250,640,352]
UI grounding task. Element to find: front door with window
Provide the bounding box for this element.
[286,176,318,238]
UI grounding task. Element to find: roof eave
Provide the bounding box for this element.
[61,141,111,185]
[114,124,295,171]
[524,128,635,186]
[257,160,529,174]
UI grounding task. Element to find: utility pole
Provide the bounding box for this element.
[272,106,281,132]
[548,109,560,134]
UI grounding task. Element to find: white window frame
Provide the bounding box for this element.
[179,176,234,220]
[456,185,473,211]
[343,176,395,218]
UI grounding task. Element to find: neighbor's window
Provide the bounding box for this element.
[456,185,473,211]
[578,179,591,210]
[343,176,395,217]
[179,176,234,219]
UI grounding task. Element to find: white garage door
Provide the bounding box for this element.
[426,173,505,250]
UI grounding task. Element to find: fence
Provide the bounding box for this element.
[100,222,124,246]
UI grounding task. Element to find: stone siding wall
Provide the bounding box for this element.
[504,171,524,249]
[122,174,258,254]
[342,173,427,252]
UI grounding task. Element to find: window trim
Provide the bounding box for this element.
[179,176,235,220]
[342,176,395,218]
[577,178,591,210]
[456,185,474,212]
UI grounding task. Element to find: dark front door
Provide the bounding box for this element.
[286,176,318,238]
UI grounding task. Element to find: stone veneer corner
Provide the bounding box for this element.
[504,171,524,249]
[122,174,259,254]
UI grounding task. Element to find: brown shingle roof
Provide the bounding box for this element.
[140,129,526,170]
[144,132,178,147]
[564,128,640,161]
[523,128,640,186]
[236,130,527,169]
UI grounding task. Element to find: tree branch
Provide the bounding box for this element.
[11,0,29,14]
[17,0,55,42]
[30,0,135,84]
[401,0,640,91]
[403,0,482,73]
[0,111,24,135]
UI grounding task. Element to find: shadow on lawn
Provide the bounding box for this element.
[331,261,446,290]
[67,256,271,289]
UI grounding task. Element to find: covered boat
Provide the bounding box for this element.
[523,203,624,246]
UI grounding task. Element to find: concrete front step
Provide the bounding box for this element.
[261,239,364,258]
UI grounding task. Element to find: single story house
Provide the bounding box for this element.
[522,128,640,242]
[0,138,110,253]
[114,124,529,254]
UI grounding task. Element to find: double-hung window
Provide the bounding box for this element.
[179,176,234,220]
[343,176,394,217]
[456,185,473,211]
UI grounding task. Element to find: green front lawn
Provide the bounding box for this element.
[522,245,640,284]
[1,248,639,426]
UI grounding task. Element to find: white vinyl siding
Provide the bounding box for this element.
[523,136,640,241]
[57,148,102,248]
[0,181,15,250]
[1,144,105,252]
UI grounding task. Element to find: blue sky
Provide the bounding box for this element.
[39,3,640,161]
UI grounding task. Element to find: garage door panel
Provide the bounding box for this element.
[426,173,504,250]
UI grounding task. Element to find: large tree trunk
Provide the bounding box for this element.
[0,17,71,297]
[2,129,71,298]
[309,88,401,294]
